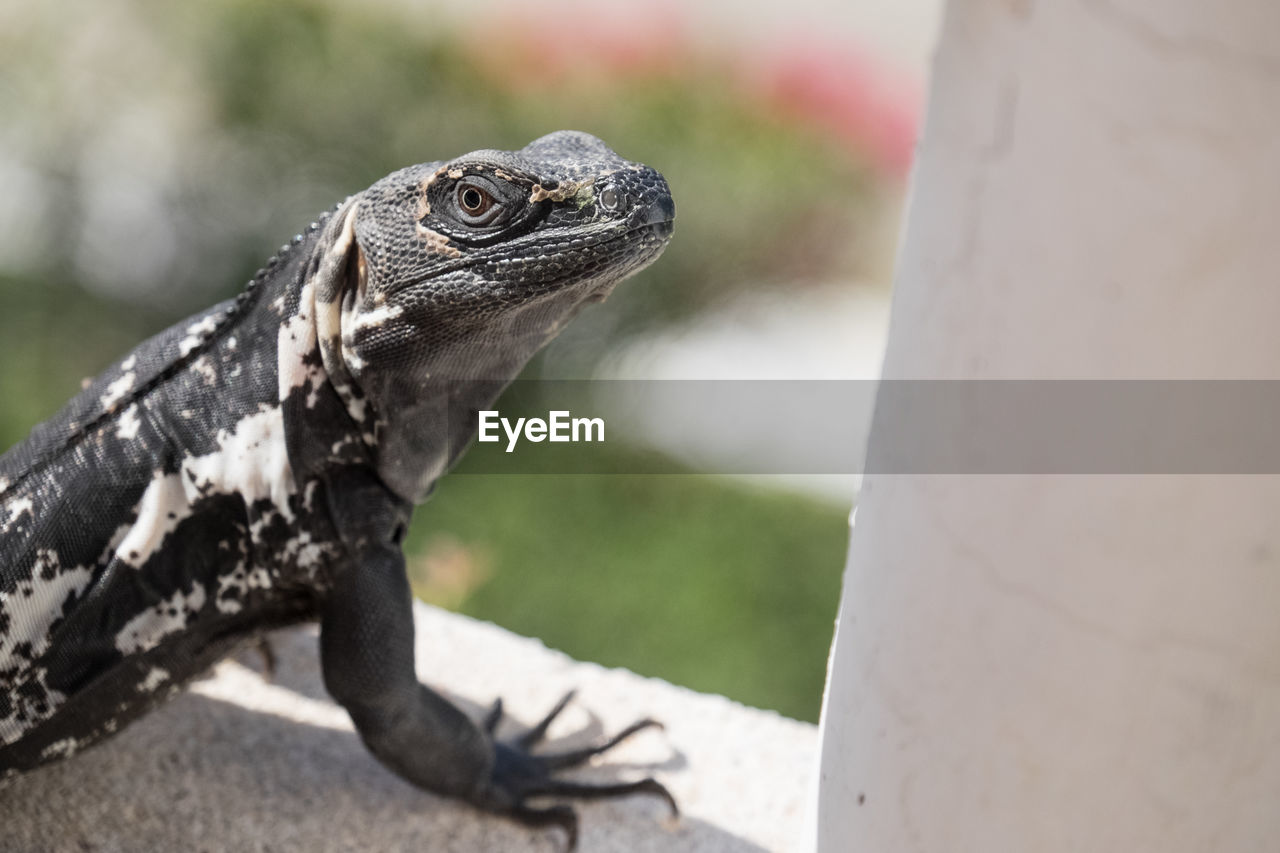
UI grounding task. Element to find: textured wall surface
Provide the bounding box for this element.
[820,0,1280,850]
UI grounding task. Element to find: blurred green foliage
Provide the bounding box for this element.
[0,0,881,721]
[409,448,848,723]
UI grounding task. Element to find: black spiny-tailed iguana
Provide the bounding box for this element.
[0,131,676,848]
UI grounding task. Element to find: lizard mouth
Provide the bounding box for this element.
[637,219,674,241]
[384,213,673,298]
[638,192,676,228]
[612,191,677,244]
[578,217,674,304]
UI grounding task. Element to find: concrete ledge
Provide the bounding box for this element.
[1,602,816,852]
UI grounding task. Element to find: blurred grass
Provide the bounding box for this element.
[0,274,172,440]
[407,443,848,723]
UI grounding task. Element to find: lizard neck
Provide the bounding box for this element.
[266,202,385,496]
[339,288,591,503]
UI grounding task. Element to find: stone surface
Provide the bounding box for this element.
[1,602,816,852]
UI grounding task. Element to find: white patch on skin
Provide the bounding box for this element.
[0,548,94,745]
[421,166,446,190]
[138,667,170,692]
[190,354,218,385]
[278,281,326,408]
[291,535,329,572]
[311,206,378,429]
[215,560,274,614]
[0,496,34,534]
[114,472,191,568]
[415,224,462,258]
[0,477,9,493]
[226,336,238,351]
[215,569,246,614]
[181,406,296,516]
[529,178,590,203]
[352,302,403,331]
[0,559,93,663]
[338,294,363,379]
[0,666,67,746]
[114,584,207,655]
[120,354,137,372]
[178,316,219,357]
[275,529,329,574]
[334,390,368,427]
[99,371,136,410]
[329,436,360,458]
[31,548,58,576]
[102,523,132,553]
[214,598,242,615]
[116,404,142,441]
[39,737,82,760]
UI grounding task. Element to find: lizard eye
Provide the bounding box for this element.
[455,181,500,225]
[427,170,543,245]
[459,186,490,213]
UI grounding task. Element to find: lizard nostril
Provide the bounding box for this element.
[639,194,675,227]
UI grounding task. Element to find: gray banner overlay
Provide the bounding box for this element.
[448,380,1280,475]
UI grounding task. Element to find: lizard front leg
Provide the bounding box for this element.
[319,467,675,849]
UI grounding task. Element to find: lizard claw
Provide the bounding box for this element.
[475,691,677,851]
[483,697,505,735]
[517,689,576,749]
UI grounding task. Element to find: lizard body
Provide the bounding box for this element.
[0,131,675,846]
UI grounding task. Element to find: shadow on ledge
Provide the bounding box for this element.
[0,606,813,852]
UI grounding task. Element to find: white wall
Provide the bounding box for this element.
[818,0,1280,849]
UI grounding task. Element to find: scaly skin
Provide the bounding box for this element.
[0,131,676,847]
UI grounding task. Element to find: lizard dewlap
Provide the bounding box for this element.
[0,131,675,849]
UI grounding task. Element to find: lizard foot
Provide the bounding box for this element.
[475,690,677,850]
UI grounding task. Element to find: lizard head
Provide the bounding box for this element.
[359,129,673,322]
[303,131,675,500]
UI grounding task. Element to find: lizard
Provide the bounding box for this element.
[0,130,677,848]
